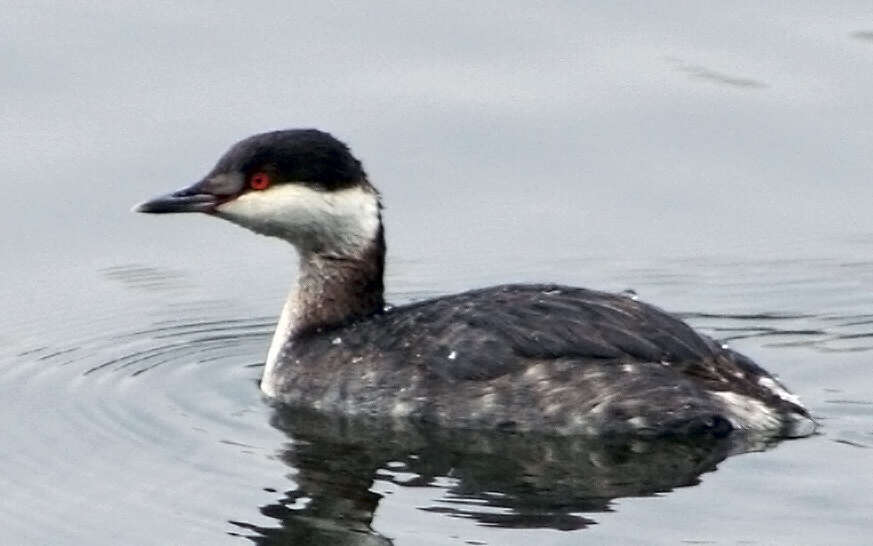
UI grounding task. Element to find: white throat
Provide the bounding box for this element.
[261,289,297,397]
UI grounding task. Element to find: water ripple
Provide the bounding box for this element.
[0,299,285,544]
[3,254,873,543]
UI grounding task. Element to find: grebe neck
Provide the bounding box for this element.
[261,226,385,395]
[290,230,386,337]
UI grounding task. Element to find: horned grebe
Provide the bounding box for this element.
[135,129,816,437]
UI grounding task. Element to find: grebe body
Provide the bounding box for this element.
[135,129,815,437]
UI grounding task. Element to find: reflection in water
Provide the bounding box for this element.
[4,0,873,540]
[4,257,873,544]
[231,408,778,544]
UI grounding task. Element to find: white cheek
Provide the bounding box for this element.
[215,184,379,251]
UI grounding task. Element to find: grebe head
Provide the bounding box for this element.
[134,129,381,256]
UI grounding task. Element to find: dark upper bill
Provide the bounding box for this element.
[133,191,218,213]
[133,173,245,214]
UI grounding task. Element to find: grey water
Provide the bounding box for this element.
[2,2,873,544]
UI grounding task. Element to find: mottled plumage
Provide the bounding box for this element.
[269,284,811,436]
[135,128,816,438]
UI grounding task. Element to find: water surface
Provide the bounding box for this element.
[2,2,873,544]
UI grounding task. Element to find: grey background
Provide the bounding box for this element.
[1,2,872,544]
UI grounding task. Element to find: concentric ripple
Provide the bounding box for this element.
[2,253,873,545]
[0,292,288,545]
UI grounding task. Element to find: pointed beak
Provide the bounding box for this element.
[132,189,219,214]
[133,174,243,214]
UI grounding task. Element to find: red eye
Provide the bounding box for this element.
[249,172,271,190]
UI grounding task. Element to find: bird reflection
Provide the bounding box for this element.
[230,407,779,544]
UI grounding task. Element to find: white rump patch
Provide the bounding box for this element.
[758,376,803,407]
[710,391,782,431]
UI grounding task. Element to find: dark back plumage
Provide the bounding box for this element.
[272,284,809,436]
